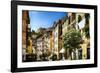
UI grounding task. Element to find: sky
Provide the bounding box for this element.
[29,11,67,31]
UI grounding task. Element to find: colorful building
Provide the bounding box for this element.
[76,13,90,59]
[22,11,90,61]
[22,10,30,50]
[34,27,53,60]
[52,19,63,60]
[36,35,43,60]
[22,10,34,61]
[22,10,30,61]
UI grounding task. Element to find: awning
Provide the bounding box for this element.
[76,18,86,29]
[60,48,65,53]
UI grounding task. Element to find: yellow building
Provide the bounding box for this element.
[62,12,90,60]
[76,13,90,59]
[62,17,69,35]
[26,37,33,54]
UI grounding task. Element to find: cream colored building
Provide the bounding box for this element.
[52,23,59,59]
[42,29,53,59]
[52,20,62,60]
[36,36,43,60]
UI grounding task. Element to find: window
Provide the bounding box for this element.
[78,15,82,23]
[87,48,90,59]
[68,16,70,24]
[54,32,57,38]
[85,13,90,24]
[78,49,82,59]
[72,13,76,21]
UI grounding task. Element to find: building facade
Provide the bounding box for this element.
[22,10,34,62]
[76,13,90,59]
[22,10,30,50]
[22,10,30,61]
[22,11,90,61]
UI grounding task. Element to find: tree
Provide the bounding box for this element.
[62,29,82,59]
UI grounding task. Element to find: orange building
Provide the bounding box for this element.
[22,10,30,50]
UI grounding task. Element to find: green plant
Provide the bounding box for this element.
[63,29,82,59]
